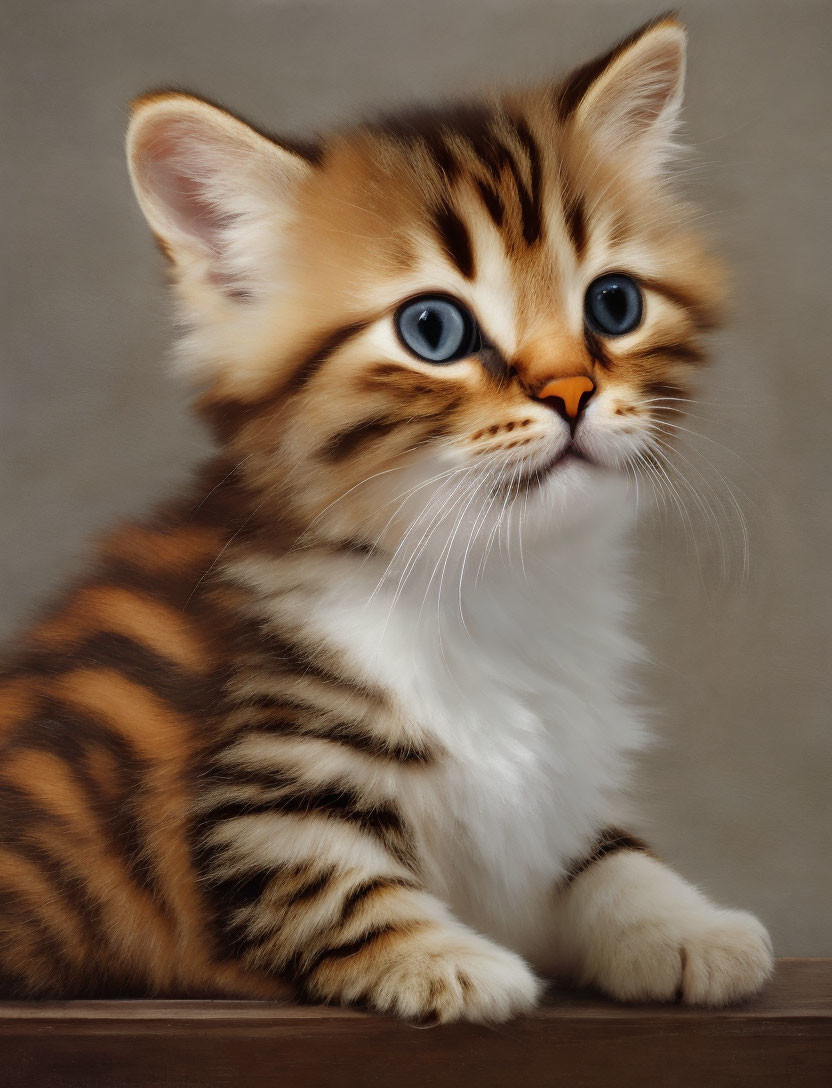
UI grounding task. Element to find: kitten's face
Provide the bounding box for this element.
[128,17,721,560]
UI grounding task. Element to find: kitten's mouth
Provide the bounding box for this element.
[518,446,592,491]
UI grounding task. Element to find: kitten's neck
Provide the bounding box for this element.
[178,456,636,643]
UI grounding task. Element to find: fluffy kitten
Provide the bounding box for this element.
[0,16,772,1017]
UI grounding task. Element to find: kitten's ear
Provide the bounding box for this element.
[126,93,313,299]
[560,15,687,177]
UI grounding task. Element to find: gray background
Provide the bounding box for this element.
[1,0,829,955]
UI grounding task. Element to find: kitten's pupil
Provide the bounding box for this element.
[417,308,443,351]
[601,287,627,325]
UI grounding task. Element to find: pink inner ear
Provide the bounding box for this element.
[617,37,685,132]
[141,121,229,252]
[629,46,684,127]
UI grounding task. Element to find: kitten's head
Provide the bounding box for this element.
[127,15,721,559]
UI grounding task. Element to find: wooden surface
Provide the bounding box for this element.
[0,959,829,1087]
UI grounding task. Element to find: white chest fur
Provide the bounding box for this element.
[292,507,648,959]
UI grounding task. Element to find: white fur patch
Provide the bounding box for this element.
[245,479,649,968]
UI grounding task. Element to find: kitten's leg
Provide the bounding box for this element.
[552,829,773,1005]
[200,815,540,1023]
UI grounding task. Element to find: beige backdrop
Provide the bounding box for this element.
[2,0,830,955]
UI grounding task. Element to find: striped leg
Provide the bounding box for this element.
[554,828,773,1006]
[194,740,541,1023]
[199,827,540,1022]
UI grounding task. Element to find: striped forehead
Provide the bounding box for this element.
[360,101,611,345]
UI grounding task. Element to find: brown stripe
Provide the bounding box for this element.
[196,755,418,872]
[493,142,530,243]
[0,747,173,929]
[93,561,214,617]
[563,191,587,259]
[18,632,210,719]
[565,826,651,884]
[0,886,74,996]
[257,633,372,698]
[51,669,193,763]
[584,327,613,370]
[306,536,377,559]
[475,178,504,228]
[196,785,407,846]
[372,100,492,167]
[322,415,400,462]
[0,847,89,961]
[208,861,335,921]
[3,701,159,903]
[287,319,373,392]
[207,865,279,906]
[637,275,718,329]
[479,346,515,386]
[201,867,280,955]
[630,341,705,366]
[205,863,338,957]
[97,525,222,576]
[236,706,434,765]
[511,117,543,246]
[303,922,411,978]
[467,129,503,183]
[196,396,262,446]
[357,366,466,409]
[432,202,475,279]
[428,134,460,184]
[556,48,616,120]
[198,319,375,443]
[283,866,337,908]
[359,361,413,385]
[3,748,106,842]
[472,131,540,248]
[339,876,418,926]
[32,586,211,671]
[0,789,105,944]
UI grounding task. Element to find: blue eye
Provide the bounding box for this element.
[395,295,479,363]
[584,274,643,336]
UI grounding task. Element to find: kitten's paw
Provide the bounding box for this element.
[372,928,542,1023]
[676,910,774,1006]
[314,924,542,1023]
[586,907,773,1007]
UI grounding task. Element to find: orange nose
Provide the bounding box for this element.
[536,376,595,419]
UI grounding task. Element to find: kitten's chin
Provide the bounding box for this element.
[548,449,591,473]
[523,452,630,532]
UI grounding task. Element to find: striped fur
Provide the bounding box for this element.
[0,18,773,1017]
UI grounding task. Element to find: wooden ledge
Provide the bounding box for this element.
[0,959,829,1086]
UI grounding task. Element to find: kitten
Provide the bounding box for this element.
[0,16,772,1018]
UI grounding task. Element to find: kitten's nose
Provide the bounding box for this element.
[536,376,595,426]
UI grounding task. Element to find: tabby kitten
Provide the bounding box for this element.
[0,16,773,1018]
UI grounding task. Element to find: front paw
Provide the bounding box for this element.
[373,927,542,1023]
[585,907,773,1006]
[566,850,774,1006]
[310,924,542,1023]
